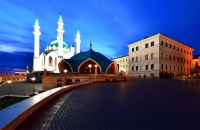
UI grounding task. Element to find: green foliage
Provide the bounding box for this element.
[0,97,28,110]
[194,62,200,69]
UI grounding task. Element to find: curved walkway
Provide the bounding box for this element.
[17,79,200,130]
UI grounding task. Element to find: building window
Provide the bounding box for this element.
[184,50,186,53]
[136,66,138,71]
[49,56,52,66]
[161,64,163,69]
[177,57,179,62]
[174,66,175,71]
[145,54,148,60]
[187,51,188,54]
[187,60,188,64]
[181,48,182,52]
[174,56,175,61]
[184,59,185,63]
[170,65,171,70]
[140,65,142,70]
[151,53,154,59]
[174,46,176,50]
[126,65,127,68]
[161,53,163,59]
[166,42,168,47]
[151,64,154,70]
[187,68,188,72]
[136,46,139,51]
[169,44,171,48]
[132,48,134,52]
[166,65,168,70]
[136,56,138,62]
[161,41,163,45]
[181,58,182,63]
[151,41,154,46]
[145,43,148,48]
[166,54,168,60]
[170,55,171,60]
[132,57,134,62]
[123,60,124,62]
[126,59,128,62]
[190,52,191,55]
[177,66,179,71]
[132,66,134,71]
[177,47,179,51]
[146,65,148,70]
[140,56,142,61]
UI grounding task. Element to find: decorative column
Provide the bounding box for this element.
[75,25,81,54]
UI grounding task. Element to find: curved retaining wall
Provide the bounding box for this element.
[0,82,91,130]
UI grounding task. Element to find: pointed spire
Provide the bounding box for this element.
[77,24,80,34]
[35,13,39,26]
[59,8,63,22]
[90,39,92,50]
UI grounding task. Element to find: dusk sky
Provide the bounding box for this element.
[0,0,199,72]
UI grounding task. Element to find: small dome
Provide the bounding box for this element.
[50,40,68,48]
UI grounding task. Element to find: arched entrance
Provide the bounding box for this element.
[106,62,118,74]
[79,60,100,74]
[59,60,73,74]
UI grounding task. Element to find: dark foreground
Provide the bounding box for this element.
[17,79,200,130]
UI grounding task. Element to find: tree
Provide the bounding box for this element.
[194,61,200,69]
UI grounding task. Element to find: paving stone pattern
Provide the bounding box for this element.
[17,79,200,130]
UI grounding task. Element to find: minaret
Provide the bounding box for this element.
[33,14,41,58]
[75,25,81,54]
[57,11,64,57]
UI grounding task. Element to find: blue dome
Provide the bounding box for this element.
[50,40,68,48]
[63,49,113,73]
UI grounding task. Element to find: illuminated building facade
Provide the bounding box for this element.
[191,55,200,69]
[33,13,81,73]
[128,33,193,78]
[112,55,129,74]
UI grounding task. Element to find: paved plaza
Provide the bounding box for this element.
[0,81,42,96]
[16,79,200,130]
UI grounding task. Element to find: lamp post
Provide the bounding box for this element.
[95,64,98,75]
[64,69,67,85]
[7,80,12,96]
[31,77,36,94]
[88,64,92,80]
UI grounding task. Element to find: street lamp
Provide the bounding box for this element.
[7,79,12,96]
[64,69,67,85]
[95,64,98,75]
[31,77,36,94]
[88,64,92,80]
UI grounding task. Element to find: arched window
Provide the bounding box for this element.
[49,56,52,66]
[44,56,45,66]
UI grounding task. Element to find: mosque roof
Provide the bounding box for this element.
[50,40,68,48]
[63,49,113,72]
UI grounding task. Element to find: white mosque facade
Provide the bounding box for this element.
[33,14,81,73]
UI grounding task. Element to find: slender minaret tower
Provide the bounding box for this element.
[33,14,41,58]
[57,11,65,57]
[75,25,81,54]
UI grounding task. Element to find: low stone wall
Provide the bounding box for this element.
[0,82,91,130]
[42,74,128,90]
[0,75,26,82]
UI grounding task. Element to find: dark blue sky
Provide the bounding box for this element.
[0,0,199,71]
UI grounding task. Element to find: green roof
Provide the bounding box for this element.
[50,40,68,48]
[63,49,113,73]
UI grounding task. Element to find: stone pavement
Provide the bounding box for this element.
[16,79,200,130]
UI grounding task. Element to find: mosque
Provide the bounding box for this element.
[33,13,81,73]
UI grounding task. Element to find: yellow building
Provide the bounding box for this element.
[128,33,193,78]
